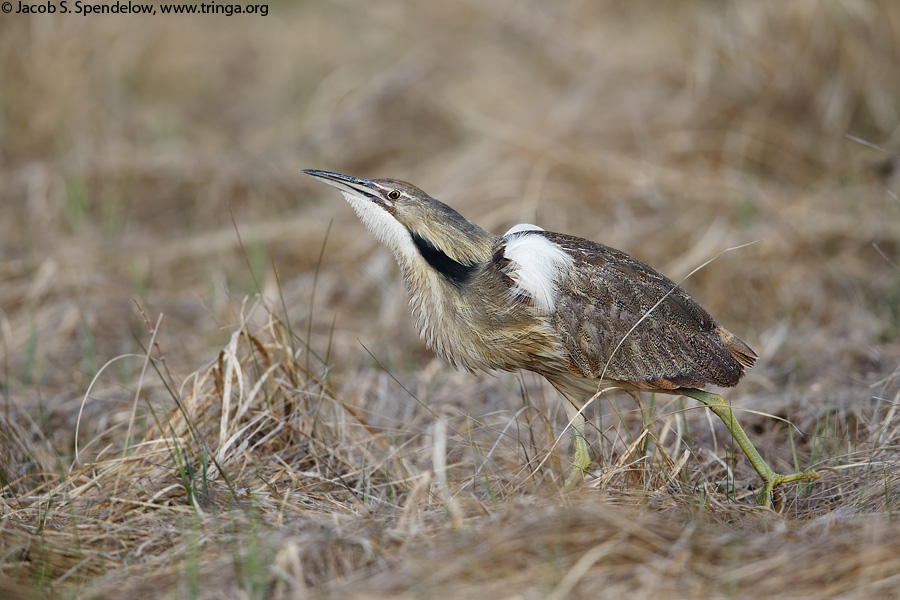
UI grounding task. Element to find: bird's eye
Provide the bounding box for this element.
[387,190,401,200]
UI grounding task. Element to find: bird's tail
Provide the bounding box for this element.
[716,326,758,369]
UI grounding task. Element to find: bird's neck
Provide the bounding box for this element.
[399,236,558,373]
[394,231,488,368]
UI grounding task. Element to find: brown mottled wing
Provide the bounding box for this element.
[541,232,756,389]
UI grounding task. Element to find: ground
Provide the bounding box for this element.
[2,2,900,598]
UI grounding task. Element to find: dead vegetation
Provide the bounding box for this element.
[2,1,900,598]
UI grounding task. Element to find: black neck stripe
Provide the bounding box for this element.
[411,233,477,285]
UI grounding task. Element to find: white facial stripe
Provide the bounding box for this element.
[503,231,573,313]
[342,192,419,262]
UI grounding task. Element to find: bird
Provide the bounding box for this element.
[303,168,819,507]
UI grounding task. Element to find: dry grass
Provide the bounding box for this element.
[2,1,900,598]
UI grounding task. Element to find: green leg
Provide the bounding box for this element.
[564,430,591,490]
[682,388,819,508]
[562,400,591,490]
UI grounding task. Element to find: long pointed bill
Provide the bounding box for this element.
[302,169,381,201]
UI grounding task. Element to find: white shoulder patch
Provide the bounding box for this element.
[504,223,544,235]
[503,231,573,313]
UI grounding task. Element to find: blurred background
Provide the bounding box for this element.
[3,0,898,422]
[3,1,900,596]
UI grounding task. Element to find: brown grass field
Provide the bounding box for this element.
[3,1,900,598]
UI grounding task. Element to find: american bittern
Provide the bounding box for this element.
[304,169,819,507]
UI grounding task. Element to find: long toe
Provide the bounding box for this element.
[756,470,820,509]
[563,468,585,491]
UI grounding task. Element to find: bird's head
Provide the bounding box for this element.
[303,169,498,285]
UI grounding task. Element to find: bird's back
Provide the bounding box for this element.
[530,232,756,391]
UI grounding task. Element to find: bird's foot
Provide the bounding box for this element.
[563,469,585,490]
[681,389,821,510]
[755,468,820,509]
